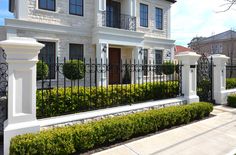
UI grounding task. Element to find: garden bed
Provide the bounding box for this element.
[11,102,213,155]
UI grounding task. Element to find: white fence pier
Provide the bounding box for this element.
[0,37,44,155]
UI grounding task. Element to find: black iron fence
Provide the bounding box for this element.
[101,11,136,31]
[226,65,236,78]
[226,65,236,89]
[0,49,7,139]
[37,58,183,118]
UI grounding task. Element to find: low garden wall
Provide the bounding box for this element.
[39,97,187,129]
[10,102,213,155]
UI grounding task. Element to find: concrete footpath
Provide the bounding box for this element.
[93,106,236,155]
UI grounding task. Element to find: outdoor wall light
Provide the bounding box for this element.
[139,48,143,55]
[102,44,107,53]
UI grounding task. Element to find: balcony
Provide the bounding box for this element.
[100,11,136,31]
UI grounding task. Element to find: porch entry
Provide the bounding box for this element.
[109,48,121,84]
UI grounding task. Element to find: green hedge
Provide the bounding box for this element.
[227,94,236,108]
[10,102,213,155]
[37,82,179,118]
[226,78,236,89]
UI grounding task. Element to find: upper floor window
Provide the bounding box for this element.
[69,0,84,16]
[156,7,163,30]
[140,3,148,27]
[211,44,223,54]
[69,44,84,60]
[39,0,56,11]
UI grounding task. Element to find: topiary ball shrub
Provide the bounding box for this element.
[162,61,175,75]
[63,60,85,80]
[226,78,236,89]
[37,60,49,80]
[227,94,236,108]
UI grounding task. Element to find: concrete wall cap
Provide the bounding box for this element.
[175,51,200,58]
[208,54,230,60]
[0,37,44,49]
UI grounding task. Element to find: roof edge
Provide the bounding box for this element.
[166,0,177,3]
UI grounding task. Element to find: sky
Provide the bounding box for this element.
[171,0,236,46]
[0,0,236,46]
[0,0,13,25]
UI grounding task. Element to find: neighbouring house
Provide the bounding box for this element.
[1,0,176,85]
[188,30,236,65]
[174,45,193,55]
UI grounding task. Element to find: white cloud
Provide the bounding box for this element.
[171,0,236,46]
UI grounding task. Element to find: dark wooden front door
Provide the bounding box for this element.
[109,48,121,84]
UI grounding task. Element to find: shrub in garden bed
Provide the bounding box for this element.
[36,82,179,118]
[226,78,236,89]
[10,102,213,155]
[37,60,49,80]
[227,94,236,108]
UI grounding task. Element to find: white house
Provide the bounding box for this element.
[0,0,176,84]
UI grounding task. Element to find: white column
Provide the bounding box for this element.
[15,0,28,19]
[209,54,229,104]
[132,47,143,84]
[131,0,137,17]
[0,37,44,155]
[98,0,106,11]
[95,0,106,27]
[96,43,109,86]
[176,51,201,103]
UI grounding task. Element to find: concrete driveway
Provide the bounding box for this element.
[93,106,236,155]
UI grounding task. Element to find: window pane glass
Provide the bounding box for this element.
[38,41,56,79]
[77,0,83,5]
[69,44,84,60]
[156,8,163,30]
[70,0,76,4]
[140,4,148,27]
[39,0,55,11]
[70,0,83,15]
[39,0,47,8]
[48,0,55,10]
[70,5,76,13]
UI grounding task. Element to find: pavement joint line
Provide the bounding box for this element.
[124,144,140,155]
[150,118,236,155]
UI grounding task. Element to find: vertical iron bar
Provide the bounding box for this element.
[41,57,44,117]
[64,57,66,112]
[83,58,86,110]
[56,57,59,115]
[90,58,92,109]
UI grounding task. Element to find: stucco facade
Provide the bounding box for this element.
[6,0,175,60]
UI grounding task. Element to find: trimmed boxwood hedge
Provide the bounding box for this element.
[36,82,179,118]
[227,94,236,108]
[10,102,213,155]
[226,78,236,89]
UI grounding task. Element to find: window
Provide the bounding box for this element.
[38,41,56,79]
[69,0,83,16]
[155,50,163,75]
[140,3,148,27]
[106,0,121,28]
[211,44,223,54]
[39,0,56,11]
[155,7,163,30]
[69,44,84,60]
[143,49,148,76]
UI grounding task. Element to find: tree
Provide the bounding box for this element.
[219,0,236,12]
